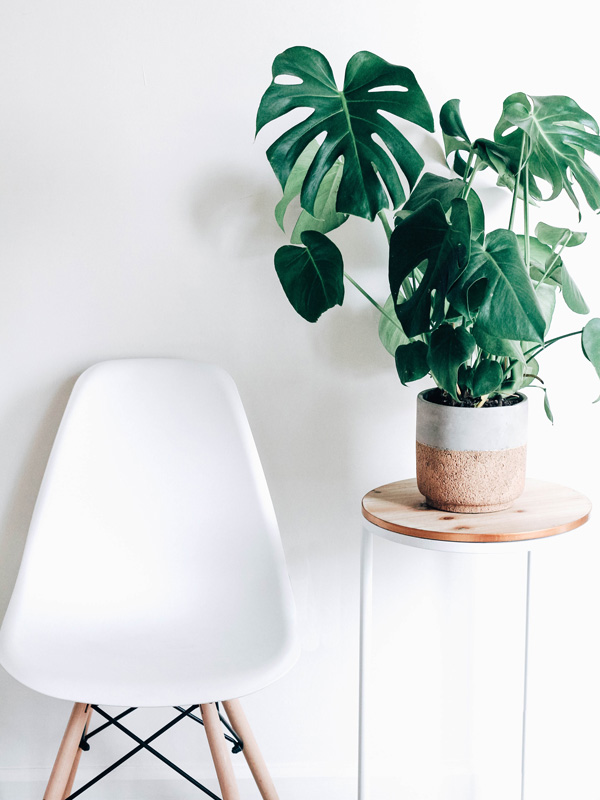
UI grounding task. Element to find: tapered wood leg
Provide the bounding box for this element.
[43,703,92,800]
[201,702,240,800]
[61,709,92,800]
[222,699,279,800]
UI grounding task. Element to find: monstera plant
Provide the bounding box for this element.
[256,47,600,422]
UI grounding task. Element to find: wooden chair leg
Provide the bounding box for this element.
[61,709,92,800]
[43,703,92,800]
[222,698,279,800]
[201,702,241,800]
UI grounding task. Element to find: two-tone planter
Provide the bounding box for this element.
[416,390,528,513]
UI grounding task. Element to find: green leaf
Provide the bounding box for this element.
[449,229,546,343]
[274,231,344,322]
[528,385,554,422]
[544,389,554,421]
[395,341,430,385]
[291,159,348,243]
[561,265,589,315]
[535,222,586,250]
[521,357,540,389]
[582,318,600,386]
[494,93,600,214]
[472,359,504,397]
[402,172,485,243]
[522,229,589,315]
[518,235,562,278]
[536,283,556,335]
[389,198,471,337]
[458,363,473,394]
[275,140,319,230]
[439,99,472,176]
[379,295,410,355]
[502,357,539,394]
[441,98,542,201]
[427,324,476,401]
[472,323,525,362]
[257,47,434,221]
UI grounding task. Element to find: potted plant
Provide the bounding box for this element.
[256,46,600,512]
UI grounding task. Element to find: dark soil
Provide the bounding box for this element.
[424,387,523,408]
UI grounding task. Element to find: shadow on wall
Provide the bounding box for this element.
[190,167,395,379]
[190,168,282,260]
[0,375,78,617]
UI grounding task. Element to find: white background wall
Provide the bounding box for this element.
[0,1,599,799]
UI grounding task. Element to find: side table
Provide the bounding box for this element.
[359,478,591,800]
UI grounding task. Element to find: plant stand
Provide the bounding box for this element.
[358,478,591,800]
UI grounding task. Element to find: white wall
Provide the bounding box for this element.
[0,2,599,799]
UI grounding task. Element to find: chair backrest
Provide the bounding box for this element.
[0,359,298,704]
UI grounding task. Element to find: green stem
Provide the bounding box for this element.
[344,271,403,331]
[462,157,481,200]
[524,329,583,363]
[377,210,392,243]
[534,233,571,290]
[508,134,527,232]
[523,160,530,270]
[462,149,476,187]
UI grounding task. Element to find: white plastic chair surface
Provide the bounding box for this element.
[0,359,298,706]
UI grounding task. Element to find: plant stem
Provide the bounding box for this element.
[462,157,481,200]
[534,232,571,290]
[508,133,527,232]
[343,271,403,331]
[462,149,476,187]
[523,161,530,270]
[377,210,392,243]
[524,328,583,363]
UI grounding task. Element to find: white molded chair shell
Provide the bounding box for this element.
[0,359,298,706]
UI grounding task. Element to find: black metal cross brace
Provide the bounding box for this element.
[64,703,243,800]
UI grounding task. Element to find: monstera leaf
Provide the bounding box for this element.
[389,198,471,337]
[522,223,589,314]
[256,47,434,221]
[440,99,542,201]
[401,172,485,243]
[439,99,474,176]
[472,324,525,362]
[379,295,410,355]
[582,318,600,386]
[394,341,429,385]
[427,324,476,401]
[449,230,546,343]
[494,93,600,213]
[274,140,348,242]
[471,359,504,397]
[274,231,344,322]
[275,140,319,230]
[290,159,347,244]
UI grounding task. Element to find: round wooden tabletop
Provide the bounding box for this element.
[362,478,592,544]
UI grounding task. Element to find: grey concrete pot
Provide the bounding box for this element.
[416,390,528,513]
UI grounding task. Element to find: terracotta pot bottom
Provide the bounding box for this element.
[416,441,527,514]
[423,497,515,514]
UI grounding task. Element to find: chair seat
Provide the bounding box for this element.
[1,612,297,706]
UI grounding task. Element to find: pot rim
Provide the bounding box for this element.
[416,389,528,451]
[418,388,527,410]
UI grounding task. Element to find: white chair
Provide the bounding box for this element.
[0,358,299,800]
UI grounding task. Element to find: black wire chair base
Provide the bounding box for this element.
[64,703,244,800]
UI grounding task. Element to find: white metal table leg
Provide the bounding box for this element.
[521,549,532,800]
[358,525,373,800]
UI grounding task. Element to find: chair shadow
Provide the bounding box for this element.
[0,375,77,617]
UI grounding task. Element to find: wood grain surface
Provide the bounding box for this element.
[362,478,592,543]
